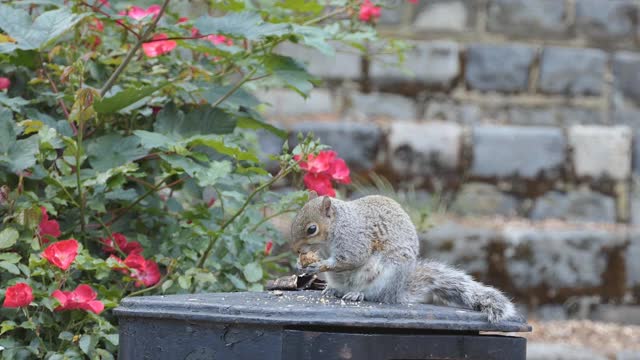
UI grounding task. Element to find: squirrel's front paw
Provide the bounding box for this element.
[322,287,341,298]
[299,262,322,275]
[342,291,364,302]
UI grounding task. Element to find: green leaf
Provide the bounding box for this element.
[236,110,287,139]
[86,134,147,171]
[0,107,16,153]
[94,82,170,114]
[177,275,191,289]
[0,93,29,112]
[155,104,237,137]
[0,228,18,249]
[292,25,335,56]
[0,261,20,274]
[1,320,16,335]
[264,54,317,97]
[195,161,232,187]
[161,279,173,293]
[194,12,290,41]
[104,334,119,346]
[243,261,263,283]
[277,0,323,13]
[0,5,88,51]
[200,84,260,109]
[185,135,258,162]
[0,135,40,172]
[225,273,246,290]
[78,334,95,355]
[0,252,21,263]
[134,130,177,150]
[58,331,74,341]
[161,154,232,187]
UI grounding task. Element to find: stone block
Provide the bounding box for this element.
[258,89,334,117]
[613,52,640,105]
[419,220,498,276]
[487,0,569,38]
[530,189,616,223]
[568,125,632,180]
[576,0,637,43]
[413,1,469,32]
[257,126,286,172]
[590,305,640,326]
[450,183,521,217]
[471,125,566,179]
[276,43,360,80]
[289,122,381,170]
[628,230,640,288]
[538,47,607,96]
[534,305,568,321]
[503,226,625,289]
[617,350,640,360]
[465,44,535,93]
[347,92,416,119]
[424,100,483,124]
[508,106,604,126]
[369,41,460,89]
[527,343,607,360]
[387,121,462,176]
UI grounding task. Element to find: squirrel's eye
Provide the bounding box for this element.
[306,224,318,236]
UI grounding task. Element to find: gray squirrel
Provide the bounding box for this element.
[291,192,518,323]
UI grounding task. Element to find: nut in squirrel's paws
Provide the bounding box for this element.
[297,251,322,275]
[299,251,321,267]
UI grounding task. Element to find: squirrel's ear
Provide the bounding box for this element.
[308,190,318,201]
[321,196,332,217]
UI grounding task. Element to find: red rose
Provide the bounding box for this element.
[101,232,143,255]
[52,284,104,314]
[207,34,233,46]
[127,4,161,21]
[264,240,273,256]
[359,0,381,22]
[42,239,79,270]
[39,207,61,241]
[296,150,350,197]
[0,77,10,90]
[303,172,336,197]
[142,34,177,57]
[3,283,33,308]
[328,158,351,184]
[124,253,161,287]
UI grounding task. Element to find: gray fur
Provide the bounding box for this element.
[291,194,518,323]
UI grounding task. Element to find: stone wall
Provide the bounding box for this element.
[259,0,640,308]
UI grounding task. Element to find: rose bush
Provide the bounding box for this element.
[0,0,407,357]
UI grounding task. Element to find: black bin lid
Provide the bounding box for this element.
[115,290,531,333]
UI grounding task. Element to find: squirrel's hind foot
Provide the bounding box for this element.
[342,291,365,302]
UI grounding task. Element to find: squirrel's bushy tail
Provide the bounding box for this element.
[404,260,518,323]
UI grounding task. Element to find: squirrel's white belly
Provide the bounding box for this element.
[326,254,400,301]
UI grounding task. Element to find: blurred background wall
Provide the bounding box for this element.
[260,0,640,325]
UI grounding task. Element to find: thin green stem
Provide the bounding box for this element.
[75,124,86,234]
[194,165,297,272]
[249,208,297,233]
[303,7,347,26]
[210,68,257,109]
[105,176,170,226]
[99,0,170,97]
